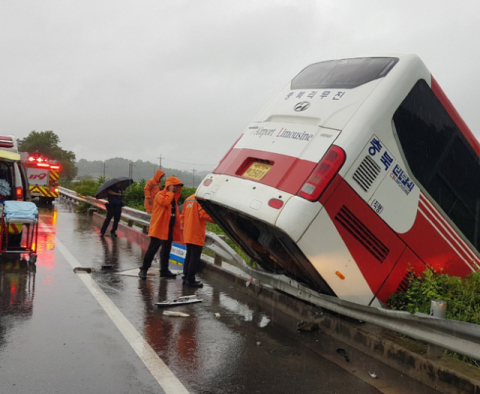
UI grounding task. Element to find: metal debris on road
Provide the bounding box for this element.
[156,295,202,307]
[73,267,94,273]
[163,311,190,317]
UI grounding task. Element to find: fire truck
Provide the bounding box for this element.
[24,152,60,204]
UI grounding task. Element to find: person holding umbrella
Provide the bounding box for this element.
[96,177,133,237]
[139,176,183,279]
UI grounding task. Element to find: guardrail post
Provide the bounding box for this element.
[430,300,447,318]
[127,219,133,227]
[214,235,225,266]
[142,225,149,234]
[427,300,447,359]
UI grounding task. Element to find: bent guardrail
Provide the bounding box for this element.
[59,186,480,361]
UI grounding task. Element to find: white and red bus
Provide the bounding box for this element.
[195,54,480,307]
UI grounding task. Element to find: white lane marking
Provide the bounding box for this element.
[53,235,190,394]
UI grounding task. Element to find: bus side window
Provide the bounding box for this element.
[394,79,480,249]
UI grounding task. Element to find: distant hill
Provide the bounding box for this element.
[76,158,212,187]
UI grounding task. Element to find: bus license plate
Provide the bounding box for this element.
[243,162,272,181]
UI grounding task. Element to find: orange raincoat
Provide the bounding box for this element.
[182,194,213,246]
[144,169,165,213]
[148,176,183,242]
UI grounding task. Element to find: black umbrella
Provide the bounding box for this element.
[95,177,134,199]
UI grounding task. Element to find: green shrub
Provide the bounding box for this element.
[387,269,480,367]
[387,269,480,324]
[67,179,100,197]
[123,179,146,210]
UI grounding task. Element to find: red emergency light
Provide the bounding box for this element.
[26,154,60,171]
[16,186,23,201]
[0,136,14,149]
[30,157,46,162]
[27,155,50,167]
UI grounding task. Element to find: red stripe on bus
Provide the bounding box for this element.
[214,148,316,195]
[397,196,476,277]
[418,193,480,270]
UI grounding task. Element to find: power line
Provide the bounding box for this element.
[163,157,216,167]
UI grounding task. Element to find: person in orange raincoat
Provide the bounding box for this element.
[181,194,214,287]
[144,169,165,214]
[139,176,183,279]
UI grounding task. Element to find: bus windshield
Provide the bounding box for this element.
[291,57,398,90]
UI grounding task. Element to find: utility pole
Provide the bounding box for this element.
[102,162,106,178]
[128,162,133,179]
[157,154,164,169]
[192,169,196,187]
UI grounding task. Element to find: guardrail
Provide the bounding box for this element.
[59,186,480,360]
[60,187,152,233]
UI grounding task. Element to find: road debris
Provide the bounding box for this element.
[336,348,350,362]
[163,311,190,317]
[73,267,94,273]
[156,295,202,307]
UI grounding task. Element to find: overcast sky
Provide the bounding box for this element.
[2,1,480,172]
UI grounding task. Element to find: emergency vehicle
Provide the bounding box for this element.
[0,135,31,249]
[0,135,30,202]
[24,152,60,204]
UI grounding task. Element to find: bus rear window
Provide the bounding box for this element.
[291,57,398,90]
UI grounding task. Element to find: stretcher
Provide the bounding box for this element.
[0,201,39,263]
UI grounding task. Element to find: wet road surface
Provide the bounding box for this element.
[0,200,441,394]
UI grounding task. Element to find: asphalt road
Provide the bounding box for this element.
[0,200,441,394]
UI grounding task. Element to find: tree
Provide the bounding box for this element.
[18,131,78,180]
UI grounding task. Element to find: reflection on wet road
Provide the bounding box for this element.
[0,200,440,394]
